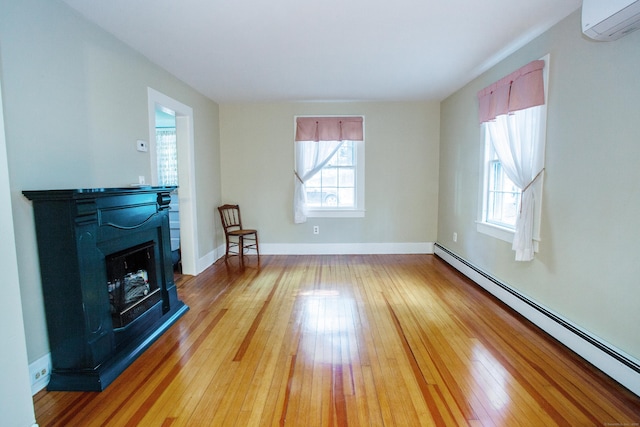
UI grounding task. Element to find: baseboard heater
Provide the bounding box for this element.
[434,243,640,397]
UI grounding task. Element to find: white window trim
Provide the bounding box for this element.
[476,221,540,251]
[476,54,549,252]
[296,115,366,219]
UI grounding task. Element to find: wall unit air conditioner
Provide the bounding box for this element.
[582,0,640,40]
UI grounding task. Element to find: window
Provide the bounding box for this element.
[156,128,178,186]
[294,116,365,223]
[478,107,547,250]
[301,139,364,218]
[485,156,520,229]
[305,140,360,208]
[477,56,549,261]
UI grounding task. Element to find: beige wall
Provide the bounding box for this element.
[0,0,221,364]
[0,75,36,426]
[438,10,640,360]
[219,102,440,247]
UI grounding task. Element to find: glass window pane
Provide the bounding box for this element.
[338,168,355,187]
[323,189,338,206]
[337,188,354,207]
[487,160,519,228]
[337,142,354,166]
[306,173,321,187]
[306,188,322,207]
[321,168,338,186]
[326,150,338,167]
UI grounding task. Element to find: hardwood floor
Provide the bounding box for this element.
[33,255,640,426]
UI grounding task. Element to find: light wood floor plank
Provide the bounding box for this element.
[33,254,640,426]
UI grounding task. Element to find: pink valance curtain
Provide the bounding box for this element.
[477,60,545,123]
[295,117,364,142]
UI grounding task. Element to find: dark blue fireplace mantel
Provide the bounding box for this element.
[23,186,189,391]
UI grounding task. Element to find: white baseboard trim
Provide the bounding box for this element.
[261,242,434,255]
[434,243,640,397]
[29,353,51,395]
[196,249,220,275]
[194,243,433,274]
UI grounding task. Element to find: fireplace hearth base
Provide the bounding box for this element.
[24,187,189,392]
[48,298,187,391]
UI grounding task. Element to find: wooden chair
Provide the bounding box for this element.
[218,204,259,265]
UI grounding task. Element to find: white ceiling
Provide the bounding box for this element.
[61,0,581,103]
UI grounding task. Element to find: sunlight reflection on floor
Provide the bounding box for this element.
[298,288,356,364]
[472,343,511,411]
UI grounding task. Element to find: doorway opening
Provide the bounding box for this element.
[147,88,198,276]
[154,105,180,273]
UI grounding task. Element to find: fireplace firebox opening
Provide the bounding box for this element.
[107,241,162,328]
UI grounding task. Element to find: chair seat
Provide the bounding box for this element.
[228,229,257,237]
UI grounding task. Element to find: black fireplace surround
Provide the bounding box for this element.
[23,187,189,391]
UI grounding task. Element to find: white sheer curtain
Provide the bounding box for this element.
[294,140,344,223]
[156,128,178,186]
[485,106,545,261]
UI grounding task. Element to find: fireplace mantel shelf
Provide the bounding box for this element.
[24,185,176,199]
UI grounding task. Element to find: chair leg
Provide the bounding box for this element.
[239,235,245,266]
[255,232,259,260]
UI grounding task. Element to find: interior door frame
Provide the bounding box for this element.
[147,88,198,275]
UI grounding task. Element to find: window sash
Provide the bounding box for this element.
[486,160,520,229]
[306,142,356,209]
[305,140,364,217]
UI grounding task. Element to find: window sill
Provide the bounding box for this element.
[307,209,365,218]
[476,221,539,252]
[477,221,514,243]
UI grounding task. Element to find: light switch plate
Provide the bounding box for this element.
[136,139,148,152]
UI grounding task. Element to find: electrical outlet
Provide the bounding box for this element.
[29,353,52,394]
[313,225,319,235]
[34,367,47,381]
[30,357,51,386]
[453,232,458,242]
